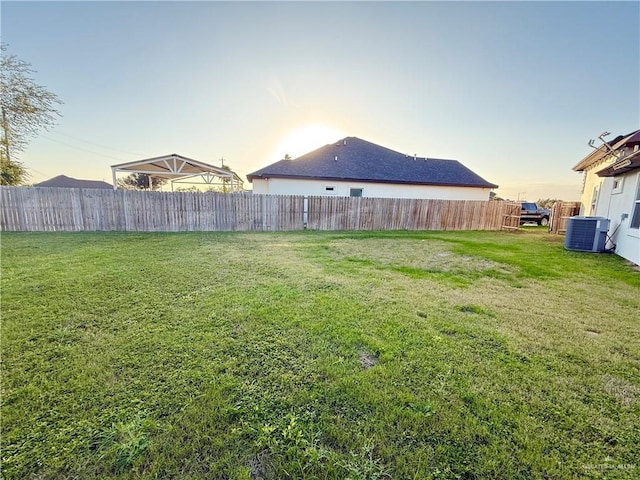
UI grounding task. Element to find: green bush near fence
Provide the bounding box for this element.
[2,229,639,479]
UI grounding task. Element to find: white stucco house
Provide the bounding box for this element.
[573,129,640,265]
[247,137,497,200]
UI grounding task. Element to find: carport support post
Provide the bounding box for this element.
[112,168,117,190]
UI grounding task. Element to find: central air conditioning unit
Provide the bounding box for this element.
[564,216,610,253]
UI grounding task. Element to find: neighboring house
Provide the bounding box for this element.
[247,137,497,200]
[573,129,640,265]
[34,175,112,189]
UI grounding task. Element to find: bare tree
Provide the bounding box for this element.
[1,44,62,185]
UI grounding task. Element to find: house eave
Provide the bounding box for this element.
[573,146,609,172]
[595,151,640,177]
[573,129,640,172]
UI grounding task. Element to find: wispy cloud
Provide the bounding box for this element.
[266,72,294,107]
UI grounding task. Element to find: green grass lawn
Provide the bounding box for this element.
[1,229,639,479]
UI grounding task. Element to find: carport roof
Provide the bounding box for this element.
[111,153,234,179]
[111,154,244,190]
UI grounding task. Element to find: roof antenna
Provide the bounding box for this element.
[587,131,619,159]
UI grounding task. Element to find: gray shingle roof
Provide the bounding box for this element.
[34,175,113,189]
[247,137,497,188]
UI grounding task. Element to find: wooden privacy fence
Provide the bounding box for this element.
[1,186,520,232]
[0,187,304,232]
[307,196,518,231]
[549,201,581,234]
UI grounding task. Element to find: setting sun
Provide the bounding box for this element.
[272,125,344,161]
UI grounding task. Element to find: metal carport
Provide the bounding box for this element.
[111,154,244,192]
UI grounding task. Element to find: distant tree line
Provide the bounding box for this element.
[116,173,167,191]
[490,192,563,207]
[535,198,563,209]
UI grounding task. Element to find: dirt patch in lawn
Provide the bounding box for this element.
[325,238,513,276]
[359,351,378,369]
[602,375,637,407]
[248,449,272,479]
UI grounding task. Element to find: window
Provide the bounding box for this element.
[631,177,640,229]
[612,177,624,195]
[590,184,600,215]
[349,188,363,197]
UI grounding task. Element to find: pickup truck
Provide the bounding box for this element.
[520,202,550,226]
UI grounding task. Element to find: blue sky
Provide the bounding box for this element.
[2,1,638,200]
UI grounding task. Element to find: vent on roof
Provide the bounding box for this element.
[334,155,338,161]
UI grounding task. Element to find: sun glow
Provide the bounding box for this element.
[273,125,344,161]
